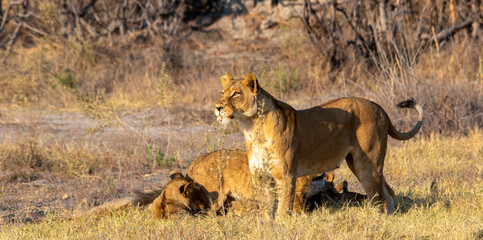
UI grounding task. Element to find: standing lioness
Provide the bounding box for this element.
[215,73,423,216]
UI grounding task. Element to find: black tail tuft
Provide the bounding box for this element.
[397,98,417,109]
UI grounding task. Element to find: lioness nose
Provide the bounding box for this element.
[216,106,223,112]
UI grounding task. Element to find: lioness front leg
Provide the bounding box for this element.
[275,173,297,217]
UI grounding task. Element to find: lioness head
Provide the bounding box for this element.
[152,171,211,218]
[307,172,336,196]
[215,73,260,125]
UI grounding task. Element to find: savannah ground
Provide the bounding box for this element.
[0,0,482,239]
[1,130,482,239]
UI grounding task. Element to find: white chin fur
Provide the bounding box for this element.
[217,117,231,125]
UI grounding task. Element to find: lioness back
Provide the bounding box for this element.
[187,150,253,210]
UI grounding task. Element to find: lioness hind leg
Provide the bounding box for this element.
[382,177,396,213]
[345,152,395,213]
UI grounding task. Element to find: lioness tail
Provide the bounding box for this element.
[388,98,424,140]
[70,188,163,220]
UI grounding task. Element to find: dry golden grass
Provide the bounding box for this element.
[1,130,481,239]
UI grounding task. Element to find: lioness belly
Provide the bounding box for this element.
[296,149,349,177]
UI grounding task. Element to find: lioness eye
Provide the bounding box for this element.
[232,92,241,98]
[220,92,224,96]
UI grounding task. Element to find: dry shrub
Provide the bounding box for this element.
[0,1,481,136]
[293,0,482,135]
[372,39,483,135]
[0,137,101,178]
[0,125,179,181]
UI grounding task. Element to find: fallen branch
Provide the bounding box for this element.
[420,19,474,45]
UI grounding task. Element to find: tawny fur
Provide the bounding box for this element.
[69,172,208,220]
[71,151,328,220]
[151,173,210,219]
[185,150,323,214]
[215,73,423,216]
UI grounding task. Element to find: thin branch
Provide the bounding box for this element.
[6,0,29,53]
[299,0,323,53]
[120,0,127,35]
[21,21,48,36]
[335,5,373,54]
[6,20,23,52]
[79,0,98,17]
[0,0,23,31]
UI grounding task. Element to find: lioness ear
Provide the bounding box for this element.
[323,172,334,183]
[179,184,187,196]
[242,73,259,94]
[152,191,167,219]
[335,181,348,193]
[179,183,192,196]
[221,72,234,87]
[169,170,184,180]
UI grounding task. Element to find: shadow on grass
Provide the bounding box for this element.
[305,190,452,215]
[395,179,451,214]
[475,229,483,240]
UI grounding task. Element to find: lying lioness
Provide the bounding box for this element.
[70,171,210,219]
[152,150,364,216]
[215,73,423,216]
[72,150,338,219]
[185,150,331,214]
